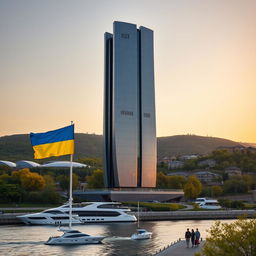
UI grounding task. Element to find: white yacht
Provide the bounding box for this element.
[131,229,152,240]
[18,202,136,225]
[45,228,105,245]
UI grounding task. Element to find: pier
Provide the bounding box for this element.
[153,239,205,256]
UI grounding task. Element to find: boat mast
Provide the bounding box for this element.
[137,201,139,228]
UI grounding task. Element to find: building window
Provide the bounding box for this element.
[120,110,133,116]
[121,33,129,39]
[144,113,150,118]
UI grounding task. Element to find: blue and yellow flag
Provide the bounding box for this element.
[30,125,74,159]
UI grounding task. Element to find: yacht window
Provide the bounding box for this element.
[66,234,89,238]
[43,210,63,214]
[97,204,128,209]
[70,210,120,217]
[51,216,69,220]
[28,217,46,219]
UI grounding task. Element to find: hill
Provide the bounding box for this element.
[0,133,103,162]
[157,135,242,158]
[0,133,248,162]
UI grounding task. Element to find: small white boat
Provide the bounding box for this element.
[45,228,105,245]
[131,202,152,240]
[131,229,152,240]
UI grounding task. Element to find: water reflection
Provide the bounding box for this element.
[0,220,235,256]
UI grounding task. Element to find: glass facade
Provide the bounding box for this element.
[104,21,156,188]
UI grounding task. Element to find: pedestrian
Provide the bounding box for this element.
[185,228,191,248]
[195,228,201,247]
[191,229,195,247]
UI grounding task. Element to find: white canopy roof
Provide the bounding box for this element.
[40,161,87,168]
[0,160,16,168]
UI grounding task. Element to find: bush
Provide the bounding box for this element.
[218,199,245,209]
[123,202,185,211]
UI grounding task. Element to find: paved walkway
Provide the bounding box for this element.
[155,240,205,256]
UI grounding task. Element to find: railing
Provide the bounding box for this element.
[151,238,182,255]
[74,188,184,192]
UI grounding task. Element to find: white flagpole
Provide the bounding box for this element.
[69,153,73,229]
[69,121,74,229]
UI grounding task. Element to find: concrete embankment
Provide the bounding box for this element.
[0,209,255,225]
[0,213,23,225]
[133,209,256,221]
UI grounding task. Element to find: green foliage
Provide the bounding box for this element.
[218,199,245,209]
[57,173,79,191]
[183,159,198,170]
[196,218,256,256]
[86,169,104,189]
[210,149,256,173]
[183,176,202,199]
[223,178,248,194]
[0,181,22,203]
[77,157,102,167]
[123,202,185,211]
[156,172,186,189]
[24,187,62,204]
[211,186,223,197]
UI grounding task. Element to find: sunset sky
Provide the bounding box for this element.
[1,0,256,142]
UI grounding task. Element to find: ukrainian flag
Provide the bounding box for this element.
[30,125,74,159]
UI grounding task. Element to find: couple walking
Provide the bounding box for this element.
[185,228,200,248]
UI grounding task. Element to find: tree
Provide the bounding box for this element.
[196,218,256,256]
[86,169,104,188]
[0,180,22,203]
[156,172,169,188]
[183,176,202,199]
[57,173,79,191]
[77,157,102,167]
[223,178,248,194]
[168,176,186,189]
[20,172,46,191]
[211,185,223,197]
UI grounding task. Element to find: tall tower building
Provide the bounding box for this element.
[104,21,156,188]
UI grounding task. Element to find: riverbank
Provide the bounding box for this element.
[0,209,255,225]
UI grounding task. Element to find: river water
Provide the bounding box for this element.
[0,220,235,256]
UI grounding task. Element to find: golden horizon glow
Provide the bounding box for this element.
[1,0,256,143]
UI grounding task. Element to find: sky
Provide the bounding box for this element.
[1,0,256,142]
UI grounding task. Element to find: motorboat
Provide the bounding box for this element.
[130,202,152,240]
[18,202,136,225]
[45,228,105,245]
[131,229,152,240]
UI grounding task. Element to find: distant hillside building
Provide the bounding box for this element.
[225,166,242,177]
[198,159,216,168]
[168,160,184,170]
[168,170,222,184]
[194,171,222,184]
[179,154,198,161]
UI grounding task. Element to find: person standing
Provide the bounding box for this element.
[191,229,195,247]
[195,228,201,247]
[185,228,191,248]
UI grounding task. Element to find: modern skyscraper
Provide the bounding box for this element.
[104,21,156,188]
